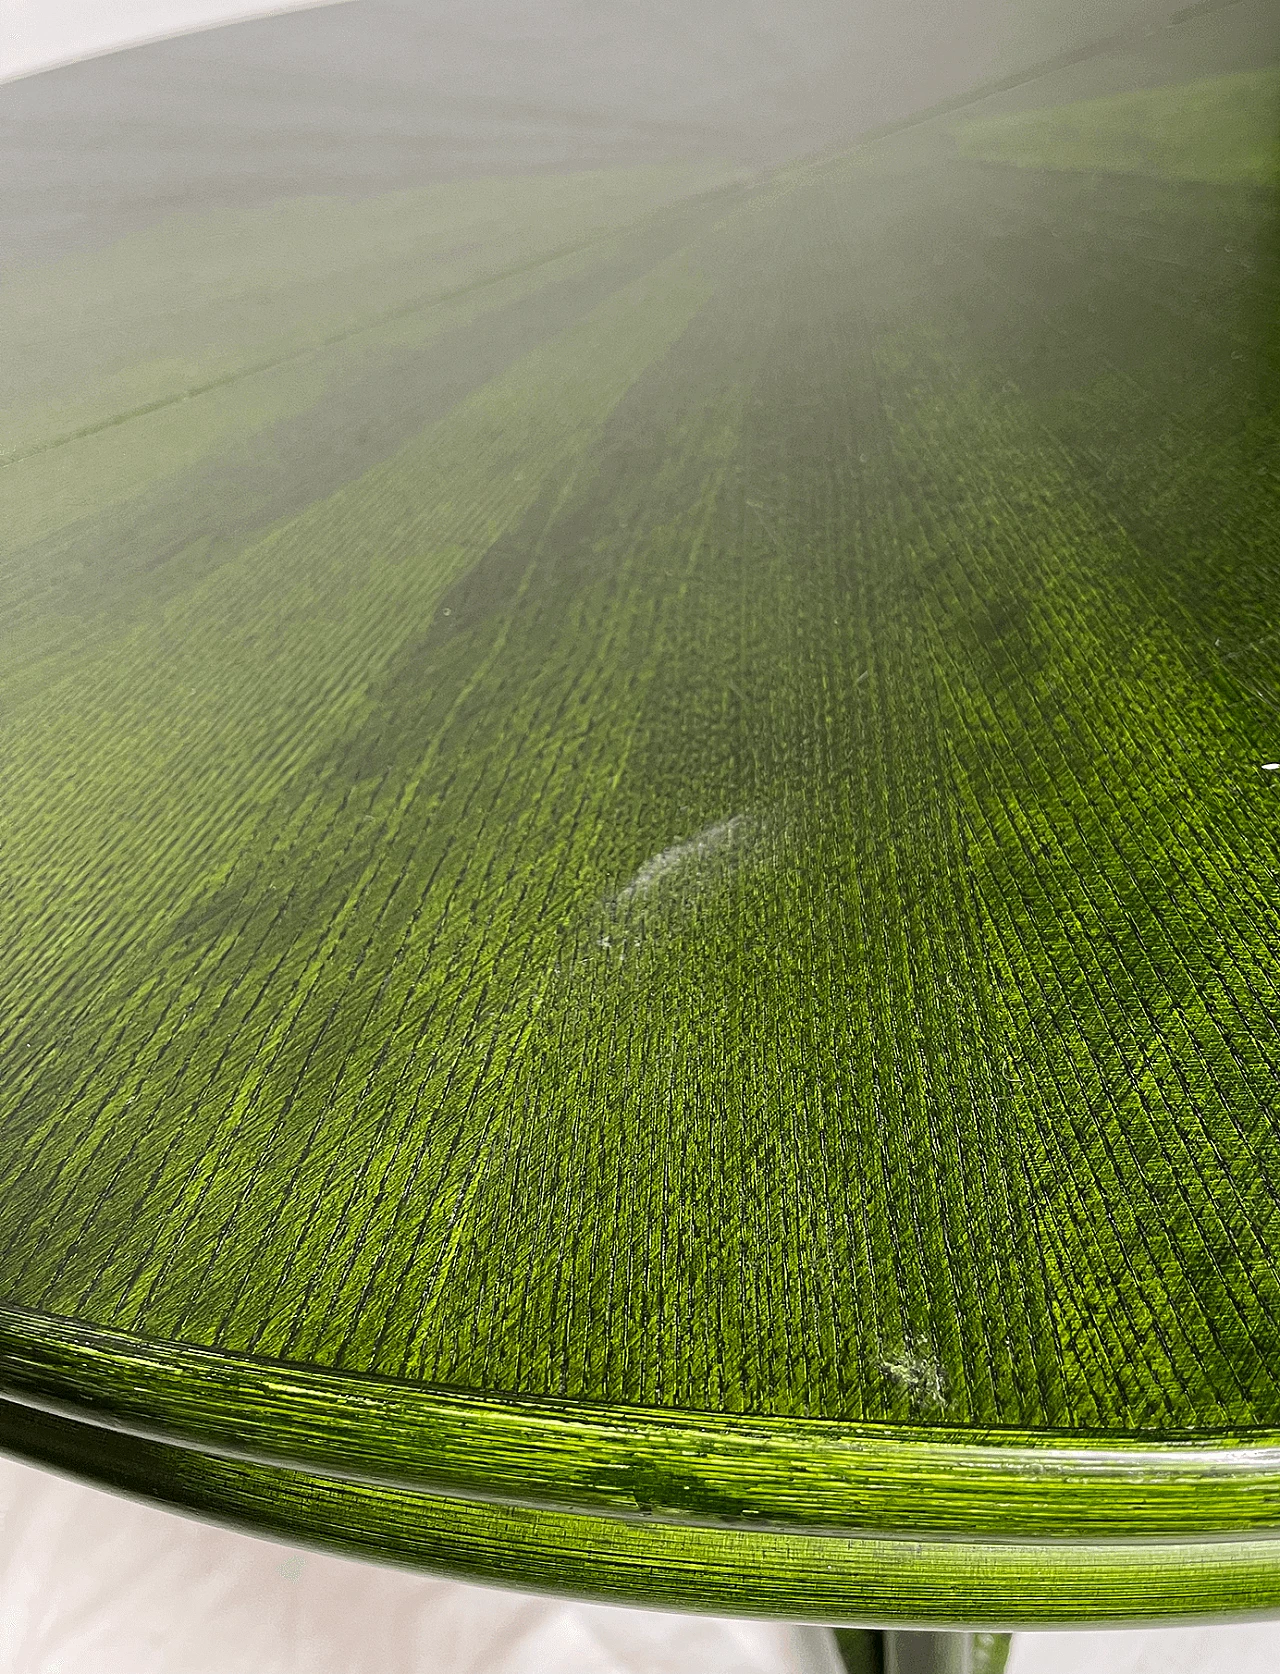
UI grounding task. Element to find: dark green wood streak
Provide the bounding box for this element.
[7,1398,1280,1627]
[3,17,1280,1617]
[9,1305,1280,1539]
[834,1628,887,1674]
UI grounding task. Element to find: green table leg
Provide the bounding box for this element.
[833,1630,1011,1674]
[832,1628,886,1673]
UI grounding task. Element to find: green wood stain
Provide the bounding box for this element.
[3,29,1280,1621]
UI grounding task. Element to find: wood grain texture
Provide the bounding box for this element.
[9,1398,1280,1627]
[11,1304,1280,1540]
[2,1,1280,1620]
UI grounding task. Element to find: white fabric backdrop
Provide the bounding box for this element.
[1,0,352,82]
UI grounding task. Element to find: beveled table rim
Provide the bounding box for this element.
[4,1304,1280,1543]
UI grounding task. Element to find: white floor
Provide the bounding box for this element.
[1,1454,1278,1674]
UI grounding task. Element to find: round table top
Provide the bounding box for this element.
[3,0,1280,1629]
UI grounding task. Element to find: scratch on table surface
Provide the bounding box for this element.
[612,813,758,905]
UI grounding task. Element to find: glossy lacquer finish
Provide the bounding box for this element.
[2,0,1280,1625]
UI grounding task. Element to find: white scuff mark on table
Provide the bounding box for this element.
[881,1345,947,1413]
[613,813,756,905]
[585,812,776,966]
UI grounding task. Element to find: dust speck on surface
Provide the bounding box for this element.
[881,1345,947,1413]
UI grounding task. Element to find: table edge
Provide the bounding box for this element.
[3,1305,1280,1540]
[6,1393,1280,1625]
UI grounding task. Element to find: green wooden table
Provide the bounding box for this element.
[3,5,1279,1669]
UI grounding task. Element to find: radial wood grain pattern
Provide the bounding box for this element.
[2,3,1280,1620]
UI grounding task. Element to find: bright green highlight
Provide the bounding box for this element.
[8,1399,1280,1626]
